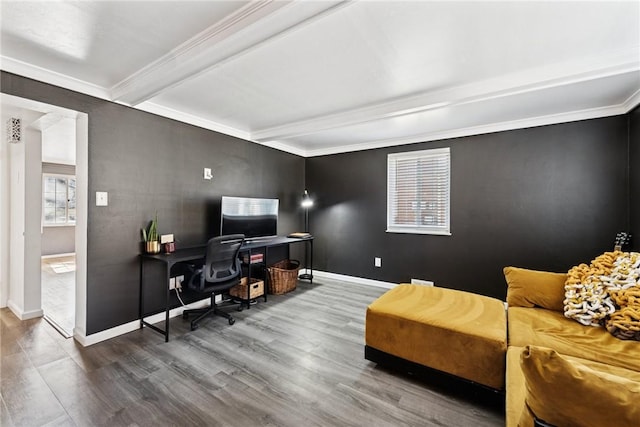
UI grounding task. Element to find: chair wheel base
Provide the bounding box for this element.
[229,318,235,325]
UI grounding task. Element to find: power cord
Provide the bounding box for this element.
[174,285,187,307]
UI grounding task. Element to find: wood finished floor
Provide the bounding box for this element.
[1,278,504,427]
[41,255,75,337]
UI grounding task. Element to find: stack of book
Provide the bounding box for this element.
[288,232,312,238]
[243,253,264,264]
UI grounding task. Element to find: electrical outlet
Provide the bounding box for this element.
[96,191,108,206]
[176,275,184,290]
[374,257,382,268]
[169,277,176,290]
[411,278,434,286]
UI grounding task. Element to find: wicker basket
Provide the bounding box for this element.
[267,259,300,295]
[229,277,264,300]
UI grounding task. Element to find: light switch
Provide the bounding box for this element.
[204,168,212,180]
[96,191,108,206]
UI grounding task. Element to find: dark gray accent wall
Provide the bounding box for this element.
[2,72,305,334]
[306,117,630,299]
[630,106,640,250]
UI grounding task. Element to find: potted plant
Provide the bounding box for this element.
[142,214,160,254]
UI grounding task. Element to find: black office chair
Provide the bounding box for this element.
[182,234,244,330]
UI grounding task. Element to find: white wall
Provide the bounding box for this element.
[74,113,88,338]
[23,126,43,317]
[6,130,25,311]
[7,122,44,319]
[42,117,76,165]
[1,107,41,310]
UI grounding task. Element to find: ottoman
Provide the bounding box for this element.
[365,284,507,390]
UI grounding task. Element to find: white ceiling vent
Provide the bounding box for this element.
[6,117,21,144]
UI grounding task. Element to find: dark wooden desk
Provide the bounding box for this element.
[139,236,313,342]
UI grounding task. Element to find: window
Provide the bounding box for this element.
[43,174,76,225]
[387,147,450,235]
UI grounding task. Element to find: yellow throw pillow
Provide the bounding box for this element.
[504,266,566,311]
[520,346,640,427]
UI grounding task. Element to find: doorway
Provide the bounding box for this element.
[39,119,78,337]
[0,94,88,341]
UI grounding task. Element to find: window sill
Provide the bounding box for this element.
[386,228,451,236]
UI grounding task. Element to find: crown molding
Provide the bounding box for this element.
[135,100,309,156]
[110,0,350,106]
[252,139,308,157]
[0,56,111,101]
[302,103,628,157]
[623,88,640,112]
[136,101,252,142]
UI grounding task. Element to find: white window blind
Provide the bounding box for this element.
[387,147,450,235]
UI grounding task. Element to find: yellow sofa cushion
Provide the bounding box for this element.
[508,306,640,372]
[504,266,567,312]
[507,346,640,427]
[366,284,507,389]
[505,346,531,427]
[520,346,640,427]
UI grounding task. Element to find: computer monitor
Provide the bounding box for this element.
[220,196,278,240]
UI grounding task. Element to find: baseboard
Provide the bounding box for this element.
[74,297,210,347]
[309,270,397,289]
[75,272,393,347]
[7,300,44,320]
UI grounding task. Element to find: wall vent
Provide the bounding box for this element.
[7,117,21,144]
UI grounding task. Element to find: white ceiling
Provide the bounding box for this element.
[1,1,639,157]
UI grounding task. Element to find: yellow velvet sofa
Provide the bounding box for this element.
[504,267,640,427]
[365,268,640,427]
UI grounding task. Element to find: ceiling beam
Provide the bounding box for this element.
[251,49,640,142]
[111,0,351,106]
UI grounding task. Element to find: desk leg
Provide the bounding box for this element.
[165,263,171,342]
[246,250,252,310]
[139,256,144,329]
[264,247,269,303]
[310,239,313,284]
[263,260,268,303]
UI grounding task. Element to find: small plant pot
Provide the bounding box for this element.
[145,241,161,254]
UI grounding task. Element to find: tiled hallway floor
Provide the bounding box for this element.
[41,255,75,338]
